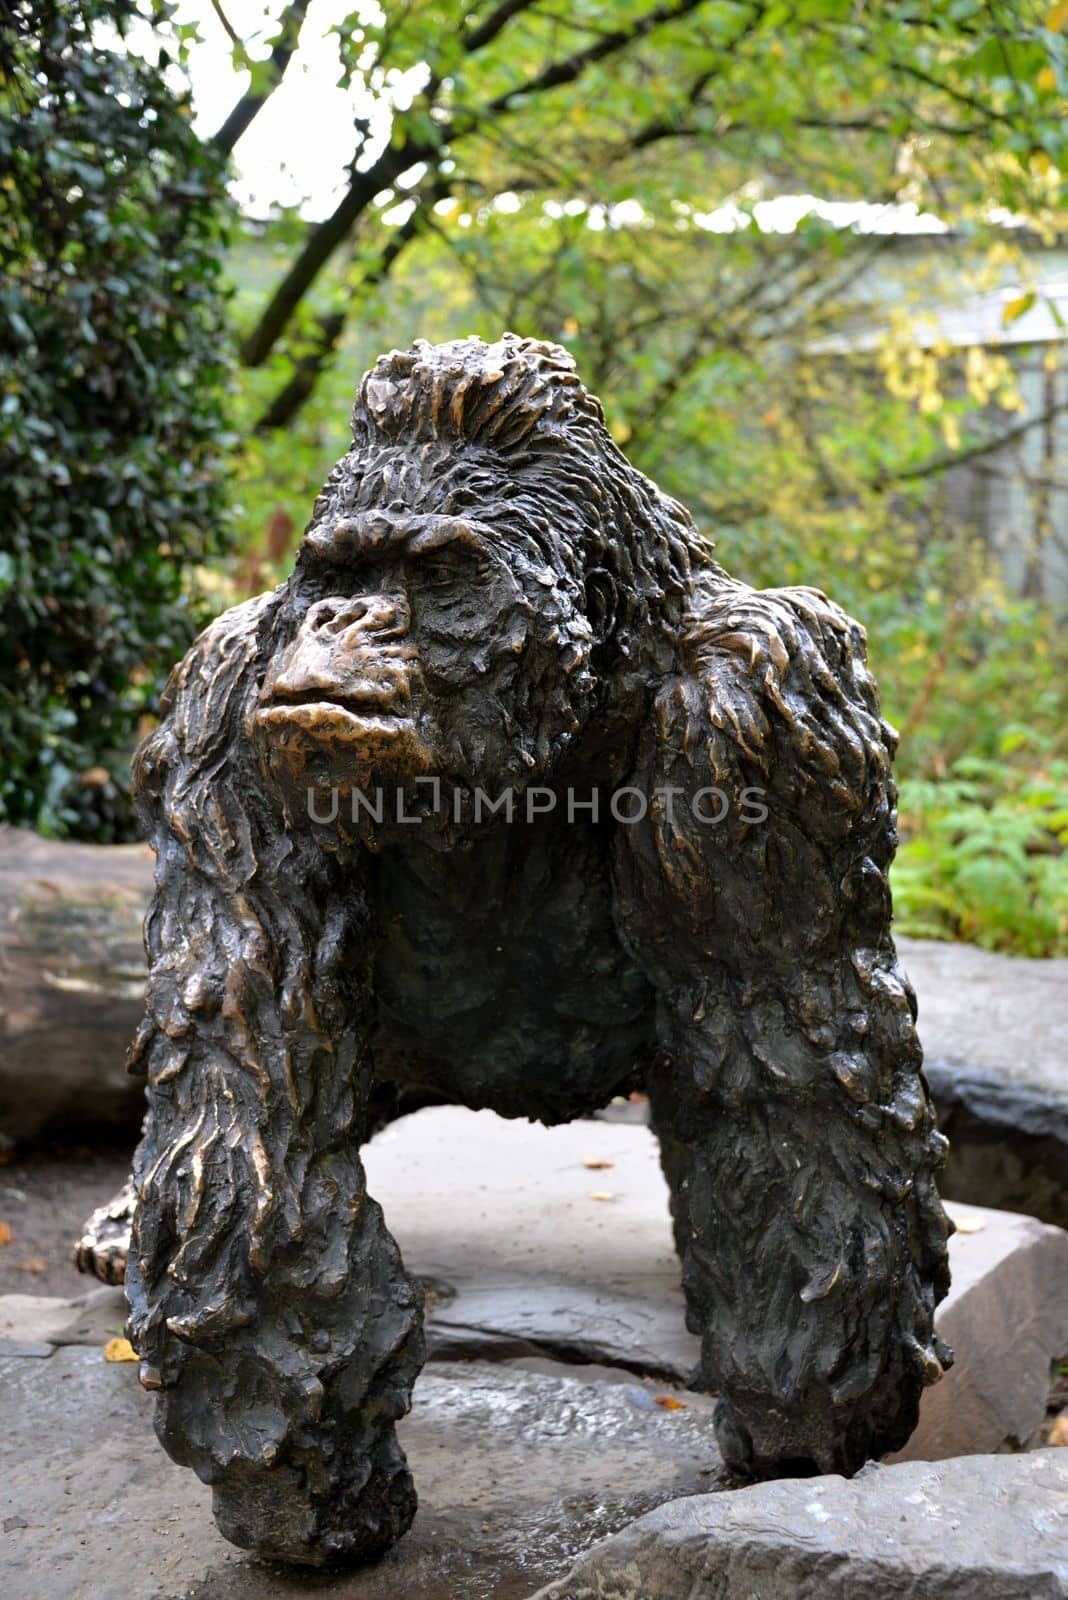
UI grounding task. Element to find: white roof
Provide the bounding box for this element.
[819,280,1068,354]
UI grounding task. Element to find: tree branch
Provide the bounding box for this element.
[211,0,312,158]
[889,59,1015,130]
[241,0,735,367]
[486,0,728,114]
[253,175,451,432]
[462,0,543,54]
[239,137,440,366]
[208,0,241,49]
[872,398,1068,488]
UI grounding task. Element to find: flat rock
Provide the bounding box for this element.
[364,1108,1068,1459]
[530,1449,1068,1599]
[363,1108,697,1382]
[6,1110,1068,1595]
[0,1344,724,1600]
[891,1201,1068,1461]
[898,935,1068,1228]
[0,1283,127,1352]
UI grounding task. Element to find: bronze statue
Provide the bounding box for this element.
[122,335,952,1565]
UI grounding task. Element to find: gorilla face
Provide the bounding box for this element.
[251,485,597,843]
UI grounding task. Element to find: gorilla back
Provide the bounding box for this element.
[124,334,953,1566]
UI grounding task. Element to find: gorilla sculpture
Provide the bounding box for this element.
[122,334,952,1566]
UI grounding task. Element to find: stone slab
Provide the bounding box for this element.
[0,1282,126,1354]
[0,826,151,1146]
[0,1344,723,1600]
[898,935,1068,1228]
[14,1109,1068,1465]
[892,1200,1068,1461]
[5,1110,1068,1595]
[363,1108,697,1382]
[530,1449,1068,1599]
[362,1108,1068,1459]
[897,936,1068,1099]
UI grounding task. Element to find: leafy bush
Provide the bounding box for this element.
[0,0,233,839]
[893,737,1068,956]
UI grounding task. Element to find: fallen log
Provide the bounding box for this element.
[0,826,152,1146]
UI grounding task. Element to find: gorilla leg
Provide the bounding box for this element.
[124,824,425,1565]
[644,969,951,1478]
[128,1035,425,1565]
[616,579,953,1477]
[129,1036,424,1564]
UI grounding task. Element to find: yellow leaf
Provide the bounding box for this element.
[1037,65,1057,92]
[654,1394,687,1410]
[562,316,580,336]
[583,1157,614,1170]
[1047,2,1068,31]
[103,1337,138,1362]
[1002,291,1036,326]
[953,1215,987,1234]
[0,1221,12,1246]
[1050,1411,1068,1446]
[588,1190,616,1202]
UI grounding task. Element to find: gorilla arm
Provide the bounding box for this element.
[125,596,425,1565]
[613,575,953,1478]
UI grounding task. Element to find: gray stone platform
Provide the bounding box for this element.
[3,1108,1068,1597]
[898,936,1068,1229]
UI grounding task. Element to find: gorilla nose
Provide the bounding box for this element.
[307,594,408,641]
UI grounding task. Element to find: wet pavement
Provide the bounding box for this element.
[5,1108,1068,1596]
[1,1345,725,1600]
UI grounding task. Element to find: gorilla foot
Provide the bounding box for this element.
[210,1451,418,1568]
[73,1178,133,1284]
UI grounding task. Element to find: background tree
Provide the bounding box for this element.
[3,0,1066,945]
[213,0,1068,430]
[0,0,232,837]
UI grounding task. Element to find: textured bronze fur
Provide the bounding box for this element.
[126,335,952,1566]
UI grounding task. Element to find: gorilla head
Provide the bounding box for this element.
[251,334,693,840]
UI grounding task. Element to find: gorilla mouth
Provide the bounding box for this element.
[257,694,408,731]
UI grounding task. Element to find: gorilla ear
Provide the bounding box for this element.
[584,568,618,647]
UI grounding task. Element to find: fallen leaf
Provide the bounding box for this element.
[588,1190,616,1202]
[16,1257,47,1274]
[2,1514,28,1532]
[654,1394,687,1411]
[0,1221,13,1246]
[583,1157,614,1170]
[953,1216,987,1234]
[103,1337,138,1363]
[1049,1412,1068,1447]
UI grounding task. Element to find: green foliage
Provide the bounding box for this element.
[6,0,1066,962]
[224,199,1068,956]
[0,0,233,839]
[893,742,1068,956]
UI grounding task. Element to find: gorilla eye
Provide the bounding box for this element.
[417,552,490,594]
[421,560,459,590]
